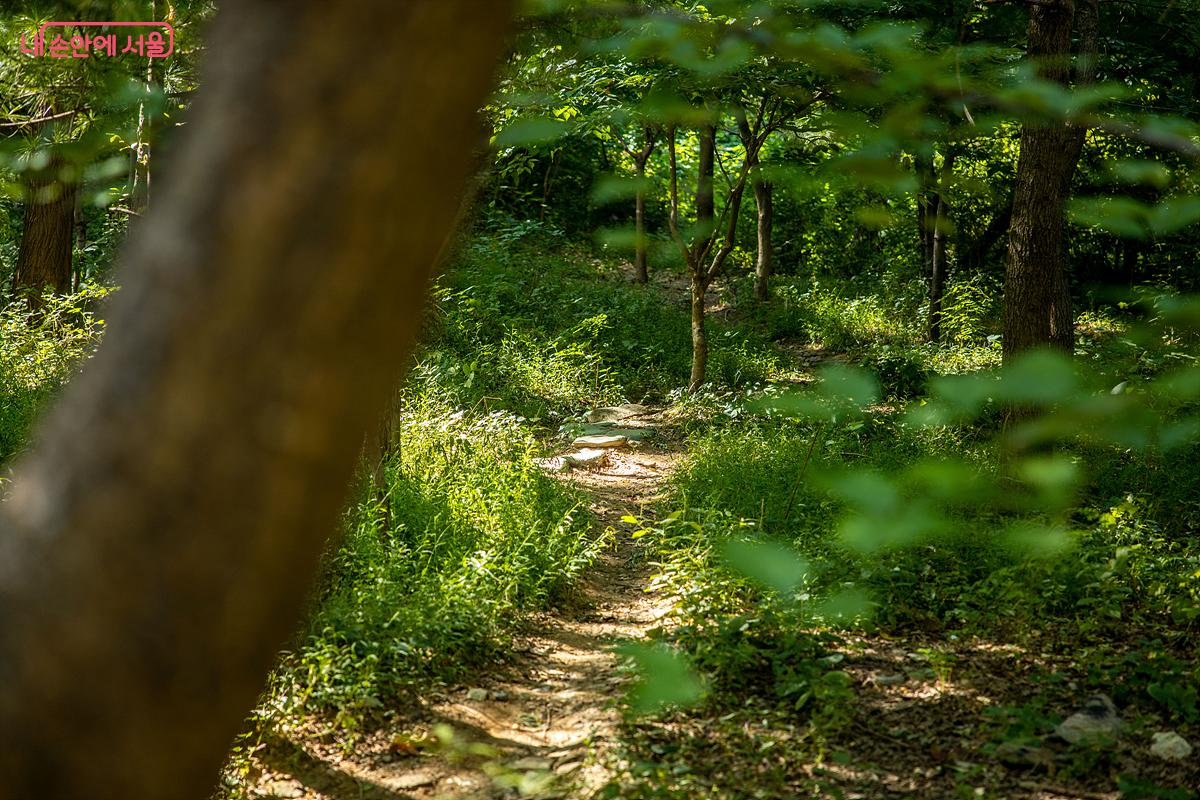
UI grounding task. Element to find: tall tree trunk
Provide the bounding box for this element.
[689,279,708,392]
[1002,0,1097,361]
[0,3,511,799]
[13,160,77,303]
[753,179,773,302]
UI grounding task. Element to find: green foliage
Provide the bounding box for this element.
[0,285,109,462]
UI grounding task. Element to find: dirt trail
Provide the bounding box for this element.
[249,427,681,800]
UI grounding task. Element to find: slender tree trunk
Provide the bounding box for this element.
[634,163,649,283]
[689,278,708,391]
[0,3,511,798]
[915,155,934,277]
[13,160,77,303]
[131,1,156,214]
[929,192,948,343]
[632,125,656,284]
[753,179,773,302]
[697,124,715,233]
[928,154,955,343]
[1002,0,1097,361]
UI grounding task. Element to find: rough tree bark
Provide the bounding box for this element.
[1002,0,1098,361]
[0,3,512,799]
[13,156,77,302]
[753,178,773,302]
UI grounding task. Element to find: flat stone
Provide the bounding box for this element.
[571,434,629,448]
[555,760,584,775]
[579,424,651,440]
[466,687,488,701]
[387,770,438,790]
[510,756,553,771]
[265,780,305,798]
[873,673,907,686]
[585,404,649,423]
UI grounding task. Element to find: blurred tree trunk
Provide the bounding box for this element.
[928,154,955,343]
[1003,0,1098,361]
[0,2,511,799]
[753,179,773,302]
[632,126,657,284]
[13,156,77,303]
[130,0,157,213]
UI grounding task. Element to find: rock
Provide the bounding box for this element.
[387,770,438,790]
[510,756,553,771]
[561,448,608,471]
[571,434,629,448]
[555,760,583,775]
[995,740,1056,769]
[873,673,907,686]
[585,404,649,423]
[1053,694,1121,745]
[578,424,651,440]
[491,689,510,701]
[1151,731,1193,760]
[265,779,305,798]
[466,687,488,701]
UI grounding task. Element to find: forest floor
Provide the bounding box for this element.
[243,422,683,800]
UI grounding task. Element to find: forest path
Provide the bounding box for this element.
[251,415,682,800]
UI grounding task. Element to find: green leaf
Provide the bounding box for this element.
[722,538,809,594]
[617,643,703,715]
[492,117,569,148]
